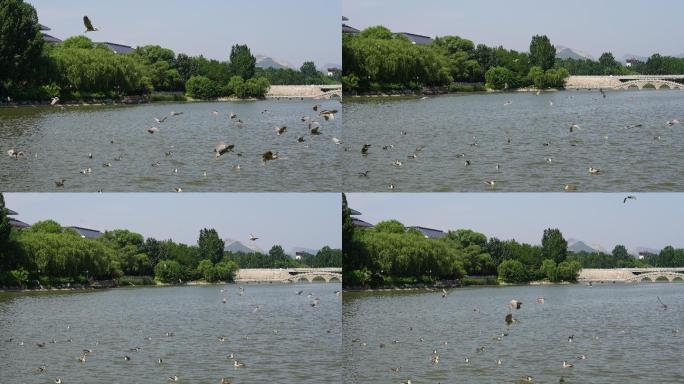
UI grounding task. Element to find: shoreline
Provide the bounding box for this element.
[0,279,341,293]
[343,279,575,292]
[344,87,564,99]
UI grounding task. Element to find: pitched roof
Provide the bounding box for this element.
[4,208,18,216]
[9,218,30,228]
[342,16,349,21]
[352,217,374,228]
[97,42,135,54]
[42,33,63,44]
[68,226,103,239]
[409,226,445,239]
[39,24,50,31]
[397,32,433,45]
[342,24,360,34]
[349,208,362,216]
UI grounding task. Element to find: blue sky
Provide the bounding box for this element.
[347,193,684,252]
[4,193,341,251]
[28,0,341,67]
[343,0,684,59]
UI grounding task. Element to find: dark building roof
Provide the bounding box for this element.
[97,42,135,54]
[68,226,103,239]
[327,67,340,72]
[409,226,445,239]
[349,208,362,216]
[342,16,349,21]
[398,32,433,45]
[343,24,360,34]
[9,218,30,228]
[4,208,18,216]
[42,34,63,44]
[39,24,51,31]
[352,217,374,228]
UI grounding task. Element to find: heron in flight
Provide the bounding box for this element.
[249,234,259,241]
[83,16,98,33]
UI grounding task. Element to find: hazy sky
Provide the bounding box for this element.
[343,0,684,59]
[347,193,684,252]
[4,193,341,251]
[28,0,341,67]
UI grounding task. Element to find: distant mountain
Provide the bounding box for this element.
[255,54,294,70]
[568,239,600,253]
[556,45,594,61]
[224,238,263,254]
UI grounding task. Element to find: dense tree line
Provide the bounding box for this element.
[0,0,336,101]
[342,196,582,287]
[557,53,684,76]
[0,196,341,288]
[342,26,569,93]
[567,244,684,269]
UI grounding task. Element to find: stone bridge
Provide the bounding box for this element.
[235,268,342,283]
[566,75,684,90]
[579,268,684,283]
[266,85,342,99]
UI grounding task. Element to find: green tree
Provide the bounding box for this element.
[527,66,546,88]
[485,66,514,90]
[228,44,256,79]
[540,259,558,281]
[498,259,527,283]
[541,228,567,264]
[557,260,581,281]
[612,245,629,260]
[598,52,618,70]
[0,0,44,89]
[529,35,556,71]
[154,260,184,283]
[0,193,10,247]
[374,220,405,234]
[185,75,219,99]
[198,228,224,264]
[300,61,318,78]
[447,229,487,248]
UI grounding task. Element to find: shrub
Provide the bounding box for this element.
[485,66,515,90]
[184,75,219,99]
[498,259,527,283]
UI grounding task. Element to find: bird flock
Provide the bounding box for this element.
[3,285,340,384]
[348,90,682,191]
[349,288,679,384]
[4,100,340,191]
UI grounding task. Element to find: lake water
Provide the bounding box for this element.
[343,283,684,383]
[0,283,341,384]
[342,91,684,192]
[0,99,342,192]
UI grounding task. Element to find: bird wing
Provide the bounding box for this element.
[83,16,94,30]
[623,197,627,203]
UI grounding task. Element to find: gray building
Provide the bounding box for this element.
[4,208,30,228]
[97,42,135,55]
[68,226,103,239]
[397,32,433,45]
[350,208,374,228]
[408,226,445,239]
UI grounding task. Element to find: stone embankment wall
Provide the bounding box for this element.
[565,76,623,89]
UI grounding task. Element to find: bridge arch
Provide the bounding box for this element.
[616,79,684,90]
[625,271,684,283]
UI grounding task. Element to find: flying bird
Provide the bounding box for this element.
[275,126,287,135]
[623,195,636,203]
[214,142,234,157]
[83,16,98,33]
[249,234,259,241]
